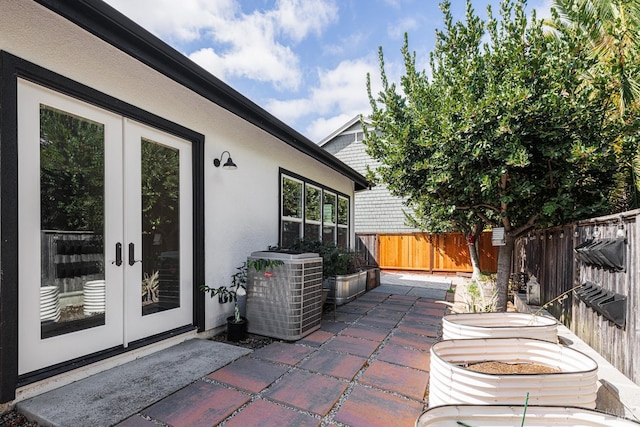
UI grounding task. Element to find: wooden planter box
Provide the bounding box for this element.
[365,267,380,291]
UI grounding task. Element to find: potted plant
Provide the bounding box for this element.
[201,263,249,341]
[201,258,285,342]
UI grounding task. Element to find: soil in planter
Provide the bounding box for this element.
[464,361,560,374]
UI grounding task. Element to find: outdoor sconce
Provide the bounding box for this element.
[213,150,237,170]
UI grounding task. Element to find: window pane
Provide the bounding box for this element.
[305,185,321,221]
[282,177,303,218]
[323,192,336,224]
[304,223,321,241]
[282,220,302,248]
[337,227,348,248]
[338,196,348,226]
[322,225,335,244]
[141,138,180,316]
[40,105,106,338]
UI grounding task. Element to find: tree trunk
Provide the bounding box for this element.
[468,241,482,280]
[495,233,514,312]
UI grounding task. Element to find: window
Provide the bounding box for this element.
[337,196,349,248]
[281,176,303,248]
[322,191,336,244]
[304,184,321,241]
[280,171,350,248]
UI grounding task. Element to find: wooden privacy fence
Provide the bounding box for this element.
[514,209,640,386]
[356,231,498,273]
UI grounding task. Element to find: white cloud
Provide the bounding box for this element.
[274,0,338,42]
[188,48,228,81]
[388,17,419,40]
[104,0,337,91]
[104,0,236,42]
[265,56,390,141]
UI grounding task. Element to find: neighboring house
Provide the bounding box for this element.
[0,0,368,403]
[320,117,498,273]
[320,117,420,235]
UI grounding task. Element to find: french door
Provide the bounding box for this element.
[17,79,193,375]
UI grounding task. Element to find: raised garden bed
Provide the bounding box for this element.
[416,404,640,426]
[442,312,558,342]
[428,337,599,408]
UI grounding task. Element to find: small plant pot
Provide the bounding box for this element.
[226,316,247,342]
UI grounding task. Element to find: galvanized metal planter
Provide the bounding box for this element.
[429,337,598,408]
[442,312,558,342]
[323,270,367,305]
[416,404,640,426]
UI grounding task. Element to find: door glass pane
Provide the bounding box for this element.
[141,138,180,315]
[40,105,105,338]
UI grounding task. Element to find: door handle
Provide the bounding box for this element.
[128,242,142,266]
[113,242,123,266]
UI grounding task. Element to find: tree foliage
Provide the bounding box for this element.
[548,0,640,210]
[365,0,635,310]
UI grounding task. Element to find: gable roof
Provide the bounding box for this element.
[34,0,370,191]
[319,116,371,147]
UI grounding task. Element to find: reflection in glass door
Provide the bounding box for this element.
[140,138,181,316]
[39,106,107,339]
[18,79,125,375]
[123,120,192,344]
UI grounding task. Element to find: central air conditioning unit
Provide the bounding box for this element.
[246,251,323,340]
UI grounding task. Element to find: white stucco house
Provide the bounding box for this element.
[0,0,368,404]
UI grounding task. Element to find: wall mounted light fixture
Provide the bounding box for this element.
[213,150,237,170]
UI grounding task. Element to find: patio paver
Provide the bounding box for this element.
[299,349,368,380]
[358,360,429,400]
[142,381,250,427]
[333,385,424,427]
[207,357,289,393]
[263,370,349,416]
[387,329,437,351]
[250,342,315,365]
[222,399,320,427]
[297,329,335,347]
[376,343,431,372]
[322,335,381,358]
[341,324,389,342]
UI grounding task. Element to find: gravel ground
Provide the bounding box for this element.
[210,331,275,349]
[0,410,39,427]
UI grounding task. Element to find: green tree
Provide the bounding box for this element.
[548,0,640,210]
[366,0,630,310]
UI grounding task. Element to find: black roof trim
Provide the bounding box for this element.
[33,0,370,191]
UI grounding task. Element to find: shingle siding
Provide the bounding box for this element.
[322,120,420,233]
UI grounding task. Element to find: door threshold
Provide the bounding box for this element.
[14,327,198,405]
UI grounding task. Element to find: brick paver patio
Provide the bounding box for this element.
[117,289,447,427]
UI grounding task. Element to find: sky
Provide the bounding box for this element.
[102,0,553,142]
